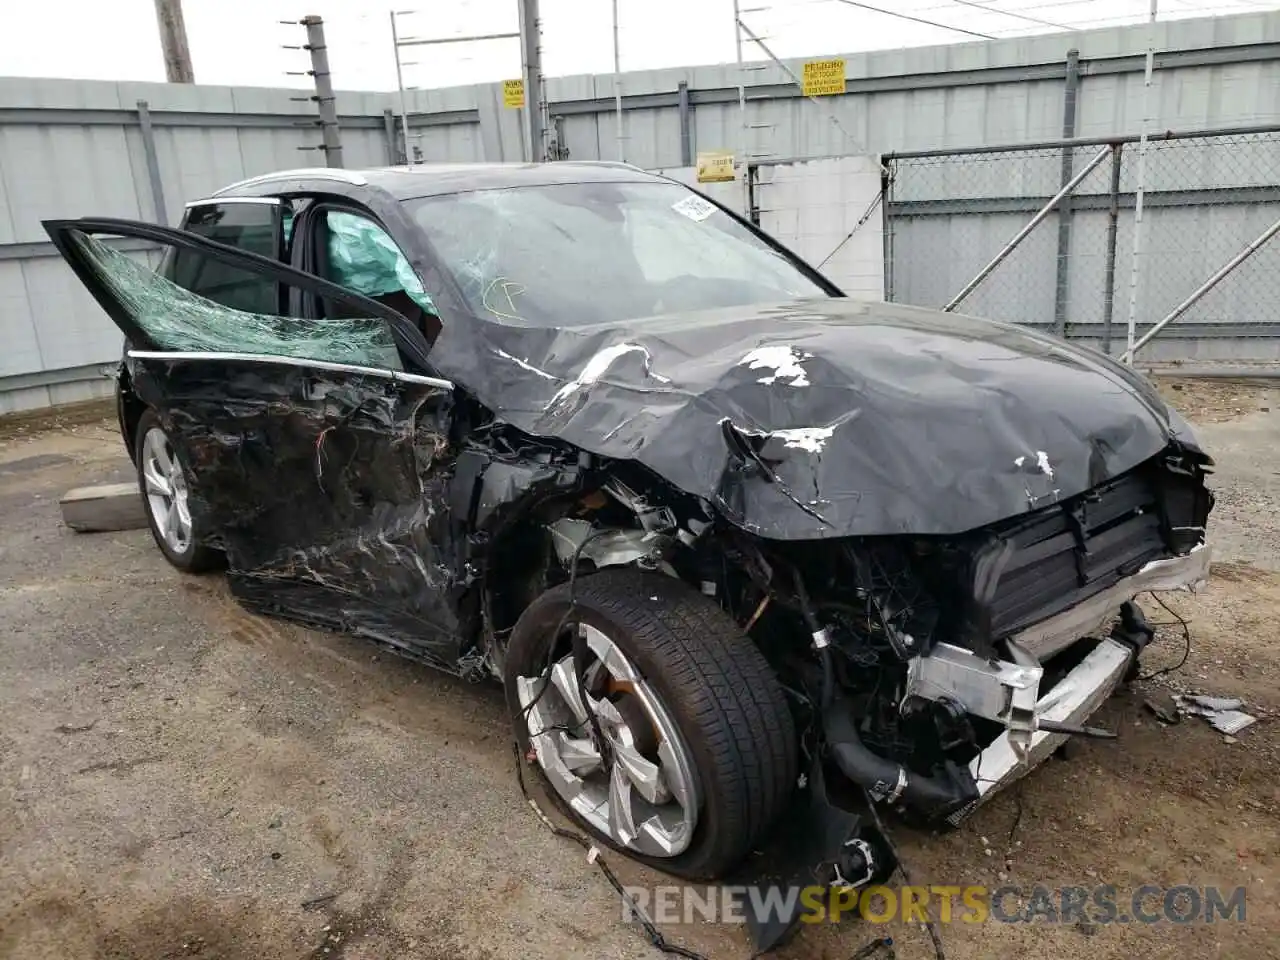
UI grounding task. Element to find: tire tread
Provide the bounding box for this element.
[508,568,796,877]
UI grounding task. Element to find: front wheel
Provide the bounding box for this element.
[504,568,797,880]
[134,409,221,573]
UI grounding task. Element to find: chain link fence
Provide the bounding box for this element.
[883,127,1280,363]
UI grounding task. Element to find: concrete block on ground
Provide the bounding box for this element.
[60,482,147,533]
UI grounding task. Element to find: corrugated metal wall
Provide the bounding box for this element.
[0,80,482,412]
[3,11,1279,411]
[545,11,1280,166]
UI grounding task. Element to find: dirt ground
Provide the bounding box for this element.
[1,380,1278,960]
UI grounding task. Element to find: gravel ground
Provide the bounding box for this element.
[1,380,1278,960]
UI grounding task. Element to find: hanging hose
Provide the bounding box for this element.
[791,566,835,713]
[825,698,974,811]
[789,567,975,813]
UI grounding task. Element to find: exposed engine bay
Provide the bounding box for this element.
[481,433,1212,945]
[506,440,1212,811]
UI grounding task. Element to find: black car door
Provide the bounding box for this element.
[45,217,468,671]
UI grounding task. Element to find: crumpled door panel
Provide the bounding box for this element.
[46,216,463,669]
[129,355,464,669]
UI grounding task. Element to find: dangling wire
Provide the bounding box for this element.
[861,790,949,960]
[512,741,711,960]
[314,425,334,493]
[518,528,615,724]
[1136,591,1193,681]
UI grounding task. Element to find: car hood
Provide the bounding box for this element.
[431,297,1196,538]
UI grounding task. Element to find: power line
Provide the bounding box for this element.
[907,0,1126,15]
[944,0,1072,29]
[905,0,1112,21]
[921,0,1277,36]
[1169,0,1278,9]
[988,1,1271,31]
[970,0,1267,13]
[829,0,997,39]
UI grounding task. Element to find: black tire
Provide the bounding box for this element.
[504,568,798,880]
[133,408,222,574]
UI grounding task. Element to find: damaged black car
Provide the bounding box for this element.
[46,161,1213,934]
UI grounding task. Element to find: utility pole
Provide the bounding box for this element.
[1123,0,1159,362]
[611,0,624,161]
[300,16,343,168]
[153,0,194,83]
[391,4,537,163]
[732,0,748,210]
[518,0,546,162]
[390,11,412,165]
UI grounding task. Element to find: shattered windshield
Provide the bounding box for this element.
[408,181,827,327]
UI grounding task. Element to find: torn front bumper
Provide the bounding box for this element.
[942,637,1133,825]
[906,543,1211,825]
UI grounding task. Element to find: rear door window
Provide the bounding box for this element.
[168,200,284,314]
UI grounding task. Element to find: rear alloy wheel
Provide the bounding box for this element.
[134,409,220,573]
[504,568,797,879]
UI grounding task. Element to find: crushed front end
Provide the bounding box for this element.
[692,443,1212,947]
[730,445,1212,822]
[512,412,1211,951]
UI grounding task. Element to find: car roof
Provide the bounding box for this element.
[210,161,671,203]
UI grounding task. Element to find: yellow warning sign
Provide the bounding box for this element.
[801,58,846,97]
[503,78,525,109]
[696,151,736,183]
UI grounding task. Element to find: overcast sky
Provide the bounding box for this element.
[2,0,1276,92]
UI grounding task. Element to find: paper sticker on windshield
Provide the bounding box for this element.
[671,195,717,222]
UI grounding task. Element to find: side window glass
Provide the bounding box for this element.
[71,229,402,370]
[168,201,282,313]
[322,211,438,318]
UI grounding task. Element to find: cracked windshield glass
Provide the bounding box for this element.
[408,180,827,326]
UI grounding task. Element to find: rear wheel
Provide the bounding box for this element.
[134,409,221,573]
[504,568,797,880]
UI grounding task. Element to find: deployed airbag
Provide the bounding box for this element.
[325,211,438,316]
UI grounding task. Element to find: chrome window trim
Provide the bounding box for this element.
[213,168,369,196]
[184,197,283,208]
[128,350,453,390]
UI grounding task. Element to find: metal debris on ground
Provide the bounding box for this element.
[1173,694,1258,734]
[1142,691,1182,725]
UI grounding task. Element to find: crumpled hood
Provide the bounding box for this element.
[431,297,1193,538]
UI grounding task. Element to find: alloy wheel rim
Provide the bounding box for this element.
[517,622,700,857]
[141,426,192,554]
